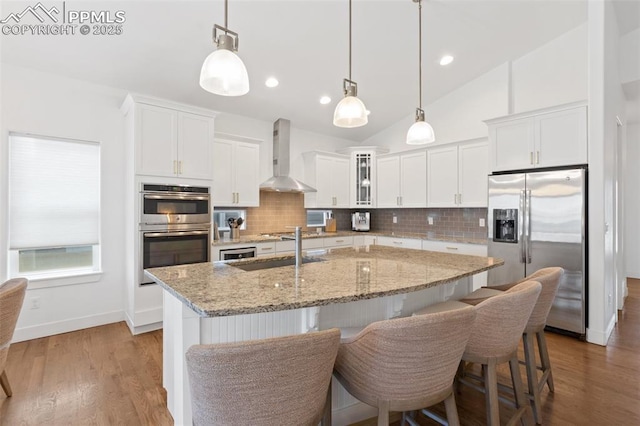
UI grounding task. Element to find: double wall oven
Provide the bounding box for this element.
[139,184,211,285]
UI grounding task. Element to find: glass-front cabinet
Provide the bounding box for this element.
[337,146,389,208]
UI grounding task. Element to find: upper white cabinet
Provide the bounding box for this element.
[486,102,587,172]
[336,146,389,208]
[376,150,427,208]
[122,94,217,181]
[212,136,260,207]
[427,140,488,207]
[303,152,350,208]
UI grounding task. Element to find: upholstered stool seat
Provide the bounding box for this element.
[334,307,477,426]
[186,328,340,426]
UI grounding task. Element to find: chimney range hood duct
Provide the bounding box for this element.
[259,119,317,193]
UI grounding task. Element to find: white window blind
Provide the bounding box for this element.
[9,134,100,250]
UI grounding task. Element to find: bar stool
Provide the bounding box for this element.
[333,306,477,426]
[415,280,542,426]
[186,328,340,426]
[459,267,563,424]
[0,278,28,397]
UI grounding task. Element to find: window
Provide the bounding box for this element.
[213,209,247,231]
[8,133,101,281]
[306,210,332,227]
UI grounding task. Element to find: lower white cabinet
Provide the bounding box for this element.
[376,236,422,250]
[256,242,276,257]
[422,241,488,289]
[323,236,354,248]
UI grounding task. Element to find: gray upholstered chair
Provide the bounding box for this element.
[459,267,564,424]
[0,278,28,397]
[185,328,340,426]
[333,306,477,426]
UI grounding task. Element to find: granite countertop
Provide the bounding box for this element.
[145,245,503,317]
[212,230,487,247]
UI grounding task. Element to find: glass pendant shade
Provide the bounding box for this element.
[200,48,249,96]
[333,95,368,128]
[406,119,435,145]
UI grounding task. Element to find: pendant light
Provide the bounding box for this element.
[406,0,435,145]
[333,0,368,128]
[200,0,249,96]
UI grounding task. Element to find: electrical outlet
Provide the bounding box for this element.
[392,216,397,224]
[30,297,41,310]
[479,218,485,227]
[428,217,434,225]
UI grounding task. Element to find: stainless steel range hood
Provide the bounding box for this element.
[259,119,317,193]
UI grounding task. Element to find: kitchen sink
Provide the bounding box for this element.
[231,256,325,272]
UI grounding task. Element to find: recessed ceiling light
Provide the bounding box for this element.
[265,77,279,88]
[320,96,331,105]
[439,55,454,66]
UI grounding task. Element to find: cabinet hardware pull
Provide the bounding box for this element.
[458,193,462,204]
[236,193,240,204]
[261,247,273,251]
[400,196,403,206]
[178,161,183,174]
[336,239,344,243]
[454,193,457,204]
[173,160,177,175]
[536,151,540,164]
[530,152,534,165]
[393,241,403,245]
[446,246,458,250]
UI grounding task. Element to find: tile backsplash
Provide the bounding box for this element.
[334,208,488,241]
[240,192,487,241]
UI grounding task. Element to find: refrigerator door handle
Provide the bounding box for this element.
[526,189,532,264]
[519,189,526,263]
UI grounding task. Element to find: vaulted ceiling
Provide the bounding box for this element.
[1,0,594,140]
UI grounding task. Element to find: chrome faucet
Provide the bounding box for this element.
[281,226,303,268]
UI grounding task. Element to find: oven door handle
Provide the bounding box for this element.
[143,193,210,201]
[144,230,210,238]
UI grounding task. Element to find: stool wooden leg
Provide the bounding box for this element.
[510,355,532,426]
[524,333,542,424]
[444,392,461,426]
[0,370,12,397]
[537,331,554,392]
[483,362,500,426]
[378,400,390,426]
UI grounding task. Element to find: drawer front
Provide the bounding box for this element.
[422,241,487,256]
[323,236,354,248]
[256,242,276,257]
[377,236,422,250]
[275,240,295,253]
[303,238,325,250]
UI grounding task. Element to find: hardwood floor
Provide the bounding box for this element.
[1,280,639,425]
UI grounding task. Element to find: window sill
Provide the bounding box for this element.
[24,271,103,289]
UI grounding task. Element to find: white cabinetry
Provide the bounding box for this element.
[212,135,260,207]
[422,241,488,290]
[486,102,587,172]
[133,100,215,180]
[303,152,350,208]
[427,140,488,207]
[376,149,427,208]
[376,236,422,250]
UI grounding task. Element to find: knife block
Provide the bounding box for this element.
[325,218,337,233]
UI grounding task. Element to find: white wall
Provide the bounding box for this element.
[625,123,640,278]
[512,24,588,113]
[361,63,509,152]
[1,64,128,341]
[619,28,640,84]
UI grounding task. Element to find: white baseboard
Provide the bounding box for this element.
[332,402,377,426]
[13,310,124,343]
[134,306,163,327]
[586,314,617,346]
[132,321,163,335]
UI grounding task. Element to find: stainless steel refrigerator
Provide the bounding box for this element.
[487,167,587,337]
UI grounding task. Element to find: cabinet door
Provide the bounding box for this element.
[177,112,214,180]
[535,106,587,168]
[233,142,260,207]
[313,156,335,208]
[400,151,427,207]
[458,141,488,207]
[490,118,535,172]
[376,156,400,208]
[137,104,177,177]
[212,139,235,206]
[427,145,458,207]
[332,157,351,208]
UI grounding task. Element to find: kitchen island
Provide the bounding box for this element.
[146,245,503,426]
